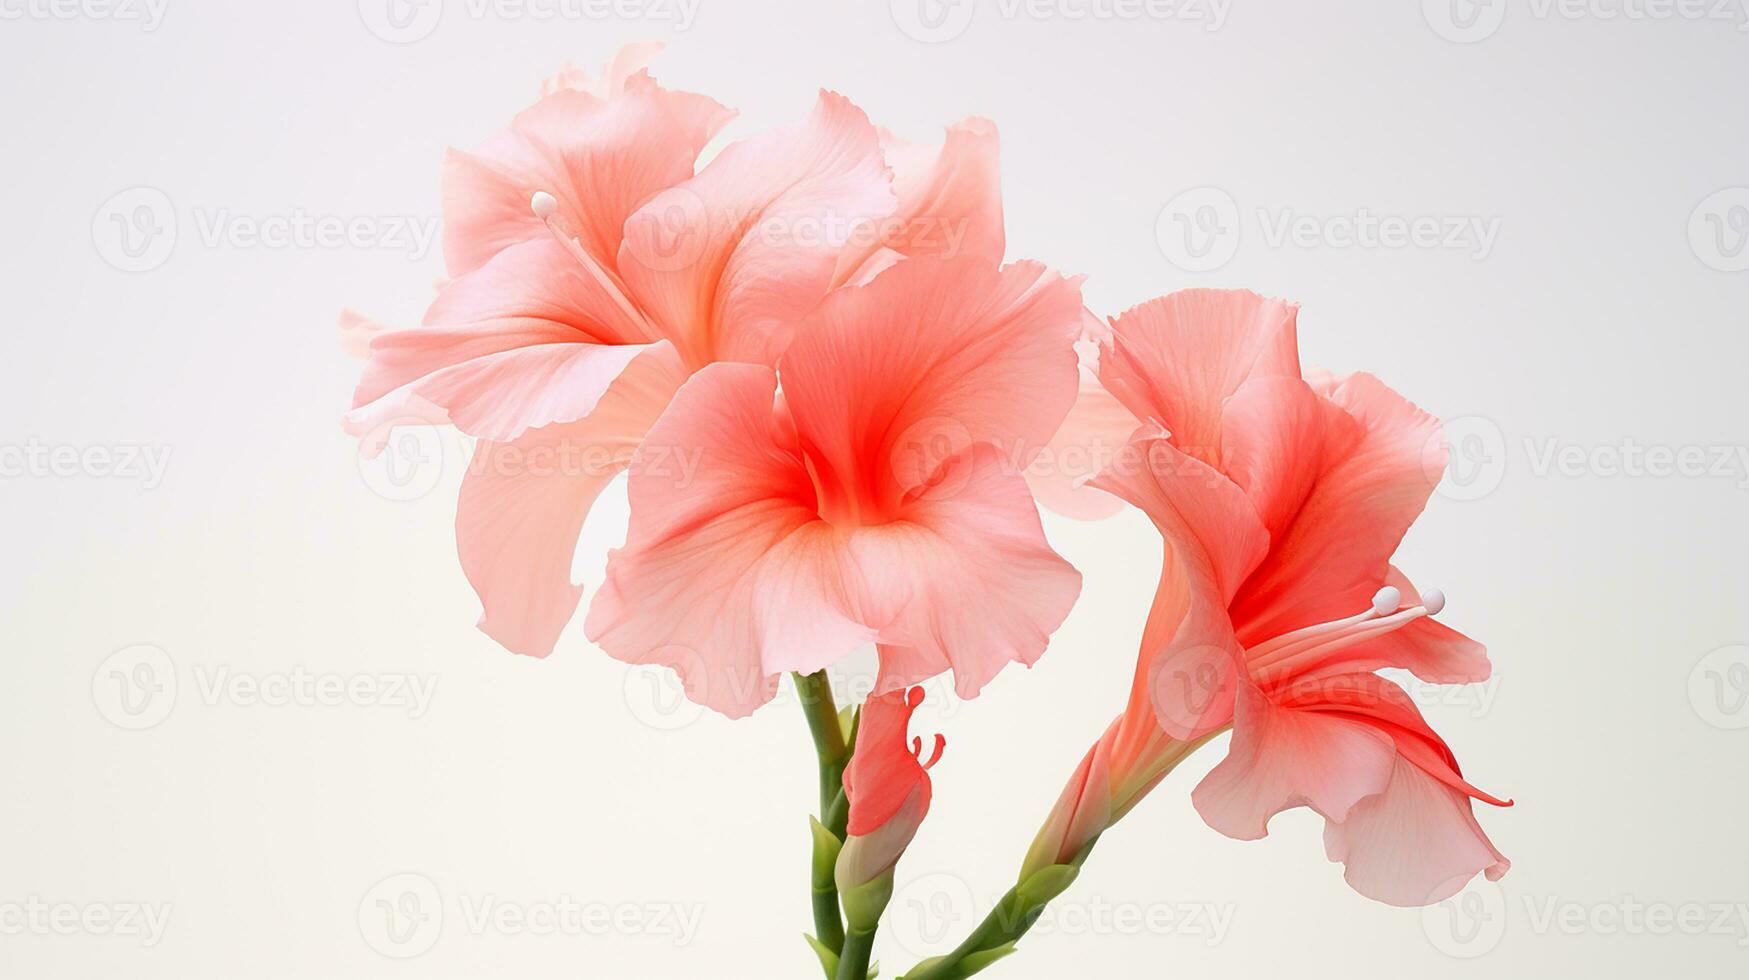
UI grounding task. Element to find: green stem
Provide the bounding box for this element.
[795,671,852,961]
[835,926,877,980]
[900,837,1101,980]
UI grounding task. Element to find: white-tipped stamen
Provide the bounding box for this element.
[1371,586,1402,617]
[527,189,659,340]
[1246,583,1452,679]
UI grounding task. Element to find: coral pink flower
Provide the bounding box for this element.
[347,49,1016,663]
[584,256,1086,716]
[1029,290,1508,906]
[836,687,944,891]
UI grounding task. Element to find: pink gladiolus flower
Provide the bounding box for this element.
[346,47,1015,663]
[836,688,944,891]
[1028,289,1509,907]
[583,256,1086,717]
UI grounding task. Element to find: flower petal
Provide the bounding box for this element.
[1191,681,1397,840]
[618,91,895,369]
[1028,351,1142,521]
[441,80,730,278]
[1322,756,1511,907]
[455,348,685,657]
[1089,435,1271,738]
[834,116,1005,284]
[854,444,1084,698]
[1230,373,1448,646]
[584,363,869,718]
[781,257,1085,523]
[350,239,674,442]
[1100,289,1302,467]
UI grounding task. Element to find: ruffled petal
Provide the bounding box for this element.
[853,444,1083,698]
[834,116,1005,284]
[1191,682,1396,840]
[1230,373,1448,646]
[1100,289,1302,468]
[1088,435,1271,738]
[1323,756,1511,907]
[1026,348,1139,521]
[781,257,1085,523]
[454,349,685,657]
[618,91,895,369]
[583,363,867,718]
[349,239,675,442]
[441,80,730,277]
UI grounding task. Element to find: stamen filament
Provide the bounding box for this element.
[530,191,660,342]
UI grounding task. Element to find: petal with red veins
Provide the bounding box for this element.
[781,257,1085,523]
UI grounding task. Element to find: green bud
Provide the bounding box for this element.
[839,868,895,932]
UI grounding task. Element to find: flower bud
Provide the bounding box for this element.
[833,687,943,922]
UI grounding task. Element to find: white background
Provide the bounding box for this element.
[2,1,1747,977]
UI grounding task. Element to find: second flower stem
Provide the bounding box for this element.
[795,670,853,957]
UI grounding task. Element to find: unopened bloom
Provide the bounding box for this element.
[1029,289,1509,906]
[836,687,944,898]
[584,256,1085,716]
